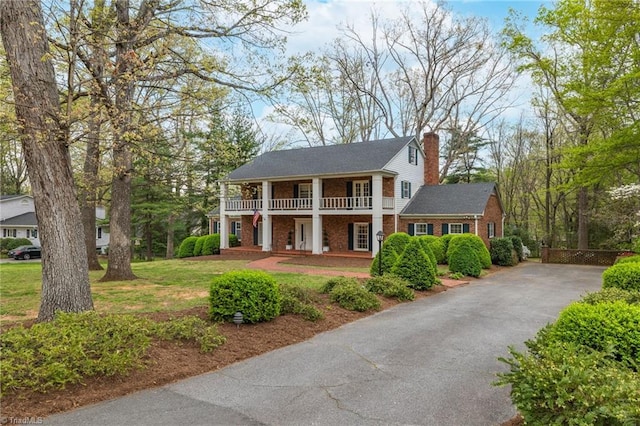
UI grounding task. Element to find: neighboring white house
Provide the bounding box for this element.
[0,194,110,251]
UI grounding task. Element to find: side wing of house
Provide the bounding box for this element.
[399,183,505,248]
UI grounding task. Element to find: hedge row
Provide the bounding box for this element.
[177,234,236,258]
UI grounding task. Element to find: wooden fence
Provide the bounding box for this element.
[541,247,631,266]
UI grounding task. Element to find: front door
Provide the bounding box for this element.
[295,219,313,251]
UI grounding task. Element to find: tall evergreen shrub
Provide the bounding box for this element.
[391,238,437,290]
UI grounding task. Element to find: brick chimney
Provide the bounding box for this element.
[423,132,440,185]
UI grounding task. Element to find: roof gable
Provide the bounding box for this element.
[400,183,501,216]
[226,136,415,182]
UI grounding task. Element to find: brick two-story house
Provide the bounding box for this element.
[214,133,504,258]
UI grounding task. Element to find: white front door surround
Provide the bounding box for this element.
[295,218,313,251]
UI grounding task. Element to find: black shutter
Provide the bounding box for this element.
[487,223,491,237]
[442,223,449,235]
[368,223,373,251]
[427,224,434,235]
[293,184,299,198]
[348,223,354,250]
[213,222,219,234]
[322,181,326,197]
[408,182,412,198]
[231,222,236,235]
[346,181,352,210]
[253,226,258,245]
[463,223,470,233]
[408,223,415,236]
[271,185,275,199]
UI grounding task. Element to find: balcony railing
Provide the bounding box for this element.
[225,197,394,212]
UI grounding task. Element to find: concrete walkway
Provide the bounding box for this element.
[45,263,604,426]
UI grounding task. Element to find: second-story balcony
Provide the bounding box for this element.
[224,197,394,212]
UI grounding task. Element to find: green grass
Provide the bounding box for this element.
[0,259,341,320]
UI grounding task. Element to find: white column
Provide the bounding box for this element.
[261,181,271,251]
[371,174,383,258]
[219,183,229,249]
[312,178,322,255]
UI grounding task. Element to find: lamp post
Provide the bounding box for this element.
[376,230,385,276]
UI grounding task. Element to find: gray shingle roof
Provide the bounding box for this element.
[225,136,415,182]
[400,183,500,216]
[0,212,37,226]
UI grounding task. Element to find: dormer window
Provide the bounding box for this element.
[408,146,418,165]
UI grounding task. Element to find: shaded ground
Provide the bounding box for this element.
[1,252,519,424]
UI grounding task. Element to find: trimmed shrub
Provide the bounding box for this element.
[384,232,412,255]
[448,234,491,269]
[201,234,221,255]
[320,276,358,294]
[602,262,640,291]
[193,235,207,256]
[209,270,281,323]
[329,280,381,312]
[370,243,400,276]
[279,284,324,322]
[448,240,482,277]
[418,235,445,264]
[416,236,438,269]
[509,235,524,262]
[580,288,640,305]
[177,236,199,258]
[615,254,640,264]
[490,237,516,266]
[229,234,240,247]
[549,301,640,371]
[391,238,437,290]
[497,340,640,425]
[439,234,455,263]
[365,275,415,302]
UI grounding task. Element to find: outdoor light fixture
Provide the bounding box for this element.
[376,230,385,276]
[233,311,243,328]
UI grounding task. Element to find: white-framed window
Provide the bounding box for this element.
[487,222,495,238]
[233,221,242,240]
[449,223,463,234]
[354,222,369,251]
[353,180,371,208]
[408,146,418,165]
[401,180,412,199]
[415,223,428,236]
[3,229,17,238]
[298,183,312,199]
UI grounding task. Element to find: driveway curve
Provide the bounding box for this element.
[45,263,605,426]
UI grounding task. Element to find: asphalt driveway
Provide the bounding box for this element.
[45,263,605,426]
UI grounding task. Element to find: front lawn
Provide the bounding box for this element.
[0,259,330,320]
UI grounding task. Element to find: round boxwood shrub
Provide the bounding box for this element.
[193,235,208,256]
[209,270,281,323]
[177,236,199,258]
[279,284,323,322]
[490,237,516,266]
[391,238,437,290]
[602,262,640,291]
[448,234,491,269]
[448,240,482,277]
[201,234,221,255]
[320,276,359,294]
[548,301,640,371]
[370,243,400,276]
[5,238,33,251]
[228,234,240,247]
[328,280,381,312]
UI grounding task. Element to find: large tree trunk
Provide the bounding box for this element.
[100,0,137,281]
[1,0,93,321]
